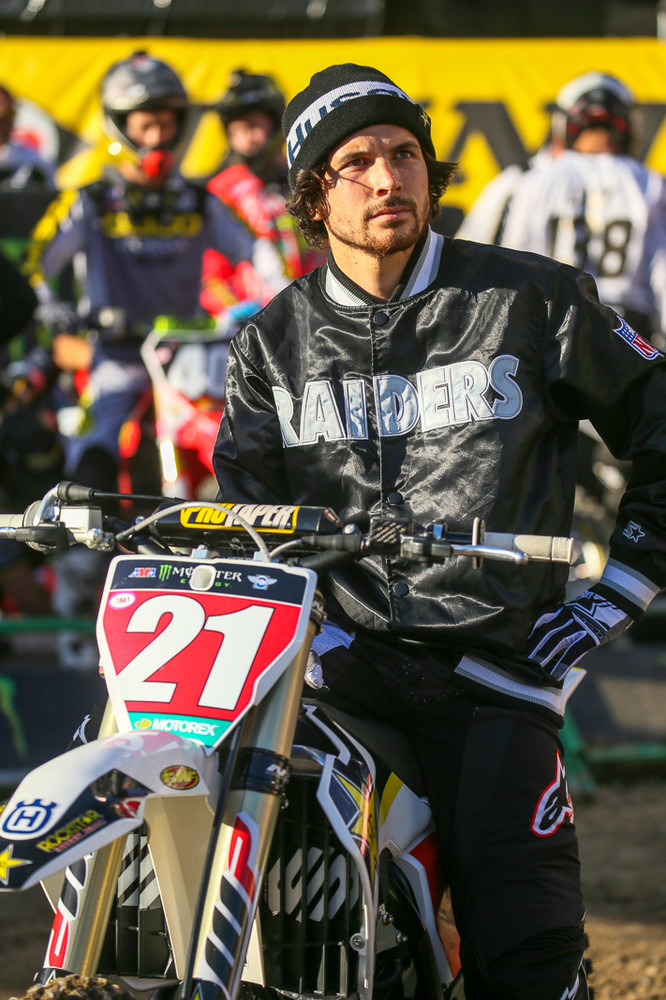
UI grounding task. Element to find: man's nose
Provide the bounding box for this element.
[370,157,402,195]
[145,125,172,147]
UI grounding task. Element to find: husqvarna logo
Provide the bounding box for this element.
[1,799,57,835]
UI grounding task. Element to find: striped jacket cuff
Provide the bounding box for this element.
[595,559,661,619]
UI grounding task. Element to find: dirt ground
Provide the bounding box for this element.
[575,780,666,1000]
[0,780,664,999]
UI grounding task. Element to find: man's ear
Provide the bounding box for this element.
[310,189,328,222]
[310,169,332,222]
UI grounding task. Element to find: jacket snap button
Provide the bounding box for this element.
[387,491,404,505]
[393,582,409,597]
[373,311,389,326]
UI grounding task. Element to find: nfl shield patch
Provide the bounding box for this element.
[613,316,662,360]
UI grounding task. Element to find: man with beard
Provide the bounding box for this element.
[214,64,666,998]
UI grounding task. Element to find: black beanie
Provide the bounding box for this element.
[283,63,435,188]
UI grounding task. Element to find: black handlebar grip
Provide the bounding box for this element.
[56,481,98,503]
[15,523,71,550]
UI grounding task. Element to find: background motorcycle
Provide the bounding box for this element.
[112,303,255,503]
[0,486,578,1000]
[47,303,257,506]
[131,305,257,502]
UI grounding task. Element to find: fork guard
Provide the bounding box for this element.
[0,730,219,890]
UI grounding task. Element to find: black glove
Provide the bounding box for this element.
[525,587,635,681]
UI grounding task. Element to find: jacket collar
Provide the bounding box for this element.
[324,227,445,306]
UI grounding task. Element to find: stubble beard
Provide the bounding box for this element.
[326,195,432,259]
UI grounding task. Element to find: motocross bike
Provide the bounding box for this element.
[51,304,256,505]
[119,304,260,503]
[0,483,580,1000]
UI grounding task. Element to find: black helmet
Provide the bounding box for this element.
[552,72,637,154]
[101,51,188,156]
[217,69,285,131]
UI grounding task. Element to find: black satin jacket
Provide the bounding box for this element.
[214,236,666,682]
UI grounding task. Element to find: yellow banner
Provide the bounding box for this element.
[3,36,666,216]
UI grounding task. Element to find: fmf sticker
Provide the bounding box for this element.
[161,765,200,790]
[613,316,662,360]
[180,503,299,532]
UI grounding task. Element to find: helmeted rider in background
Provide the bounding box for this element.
[23,51,289,670]
[454,106,565,247]
[500,72,666,347]
[202,68,322,314]
[215,68,288,190]
[499,72,666,532]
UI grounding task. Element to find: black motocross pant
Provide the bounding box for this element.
[311,631,587,1000]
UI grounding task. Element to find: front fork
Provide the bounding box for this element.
[37,609,322,999]
[38,701,121,982]
[183,613,320,1000]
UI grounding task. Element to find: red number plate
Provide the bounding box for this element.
[97,556,315,747]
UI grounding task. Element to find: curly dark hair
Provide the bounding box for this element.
[287,153,458,249]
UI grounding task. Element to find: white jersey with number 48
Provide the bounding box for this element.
[500,150,666,334]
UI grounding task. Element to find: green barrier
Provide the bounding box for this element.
[561,711,666,794]
[0,616,95,634]
[561,713,598,797]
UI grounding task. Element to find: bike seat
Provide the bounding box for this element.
[302,699,427,799]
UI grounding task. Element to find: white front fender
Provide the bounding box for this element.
[0,731,219,889]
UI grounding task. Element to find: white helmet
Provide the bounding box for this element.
[100,51,189,178]
[552,72,638,154]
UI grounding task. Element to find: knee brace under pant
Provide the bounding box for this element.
[463,924,589,1000]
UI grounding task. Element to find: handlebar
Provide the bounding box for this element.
[0,483,575,569]
[483,532,574,564]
